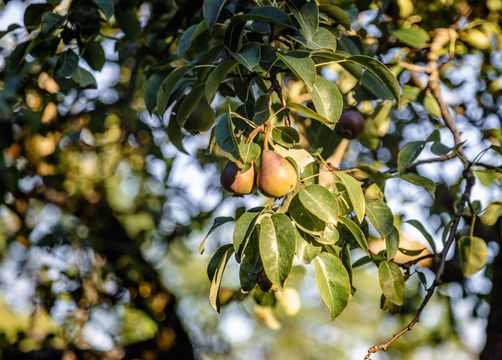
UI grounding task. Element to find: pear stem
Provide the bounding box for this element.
[263,122,271,151]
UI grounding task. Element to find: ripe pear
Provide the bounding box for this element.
[183,96,215,134]
[337,110,365,139]
[257,150,297,198]
[220,162,255,195]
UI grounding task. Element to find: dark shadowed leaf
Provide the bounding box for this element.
[199,217,234,254]
[203,0,227,33]
[208,244,234,312]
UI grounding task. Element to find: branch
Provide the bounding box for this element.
[365,167,475,359]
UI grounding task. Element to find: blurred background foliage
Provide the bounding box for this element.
[0,0,501,359]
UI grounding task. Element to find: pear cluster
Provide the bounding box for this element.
[220,149,297,198]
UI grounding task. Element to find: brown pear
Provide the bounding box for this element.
[257,150,297,198]
[220,162,255,195]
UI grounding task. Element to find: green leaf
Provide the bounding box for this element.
[259,213,296,288]
[318,224,340,245]
[40,12,64,35]
[199,217,234,254]
[143,73,166,113]
[313,252,351,320]
[366,199,394,238]
[233,207,264,259]
[295,230,322,263]
[338,217,368,253]
[214,114,240,162]
[277,52,317,87]
[301,161,320,185]
[347,55,400,102]
[177,84,205,128]
[400,173,436,197]
[458,236,488,277]
[397,141,426,174]
[289,195,326,234]
[406,220,436,253]
[228,42,262,72]
[24,3,53,29]
[398,247,425,256]
[71,67,96,89]
[167,112,188,154]
[298,184,338,224]
[93,0,115,19]
[288,102,331,125]
[287,0,319,40]
[238,7,295,29]
[298,27,338,51]
[271,126,300,148]
[177,21,207,59]
[156,65,194,115]
[393,27,430,48]
[203,0,227,34]
[238,143,261,164]
[240,233,262,292]
[335,172,365,223]
[319,5,351,29]
[378,261,404,306]
[55,50,79,78]
[205,60,237,103]
[307,76,343,127]
[82,41,106,71]
[352,255,373,268]
[208,244,234,312]
[115,7,141,41]
[386,227,399,260]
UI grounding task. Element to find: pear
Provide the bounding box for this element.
[337,110,365,139]
[257,150,297,198]
[220,162,255,195]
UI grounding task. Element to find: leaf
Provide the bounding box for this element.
[204,0,226,34]
[307,76,343,127]
[238,143,261,164]
[386,227,399,260]
[366,199,394,238]
[319,5,351,29]
[298,184,338,224]
[55,50,79,78]
[156,65,194,115]
[458,236,488,277]
[83,41,106,71]
[40,12,64,35]
[214,114,240,162]
[93,0,115,19]
[338,217,368,253]
[71,67,96,89]
[205,60,237,103]
[143,73,166,113]
[335,172,365,223]
[295,231,322,263]
[177,21,207,58]
[397,141,426,174]
[347,55,400,102]
[229,42,262,72]
[207,244,234,312]
[352,255,373,268]
[176,84,205,128]
[167,112,187,154]
[238,7,296,29]
[287,0,319,40]
[393,27,430,48]
[297,27,337,51]
[233,207,264,258]
[24,3,53,29]
[398,247,425,256]
[378,261,404,306]
[277,52,317,87]
[259,213,296,288]
[199,216,234,254]
[313,252,351,320]
[288,102,331,125]
[406,220,436,253]
[400,173,436,197]
[318,224,339,245]
[271,126,300,148]
[289,195,326,234]
[240,233,262,292]
[301,161,320,185]
[115,7,141,41]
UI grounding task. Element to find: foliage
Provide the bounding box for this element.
[0,0,501,358]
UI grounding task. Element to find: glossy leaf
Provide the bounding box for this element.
[177,21,207,58]
[307,76,343,126]
[458,236,488,277]
[199,216,234,254]
[313,252,351,320]
[288,102,331,125]
[406,220,437,253]
[366,200,394,238]
[208,244,234,312]
[271,126,300,148]
[335,172,365,223]
[338,217,368,253]
[233,207,263,258]
[287,0,319,40]
[203,0,227,34]
[319,5,351,29]
[55,50,79,78]
[400,173,436,197]
[71,68,96,89]
[298,184,338,224]
[238,143,261,164]
[205,60,237,103]
[378,261,404,306]
[393,27,430,48]
[277,52,317,86]
[259,213,296,288]
[157,65,194,115]
[397,141,426,174]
